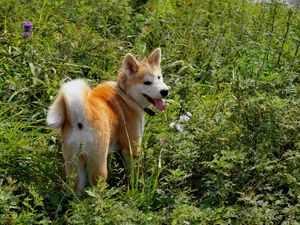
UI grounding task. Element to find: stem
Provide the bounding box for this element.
[270,1,279,34]
[294,40,300,57]
[39,0,48,24]
[276,10,292,67]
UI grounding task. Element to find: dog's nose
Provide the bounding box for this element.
[160,89,169,98]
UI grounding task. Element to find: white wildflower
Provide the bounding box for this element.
[176,124,184,132]
[179,115,190,122]
[186,112,192,117]
[169,122,175,128]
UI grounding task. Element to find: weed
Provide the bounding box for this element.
[0,0,299,224]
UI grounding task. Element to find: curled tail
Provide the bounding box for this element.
[46,79,91,129]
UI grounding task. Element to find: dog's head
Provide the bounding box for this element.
[118,48,169,111]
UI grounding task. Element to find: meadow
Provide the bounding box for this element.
[0,0,299,224]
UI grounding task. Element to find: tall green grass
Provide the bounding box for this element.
[1,0,299,224]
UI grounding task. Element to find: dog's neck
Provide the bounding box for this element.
[117,83,156,117]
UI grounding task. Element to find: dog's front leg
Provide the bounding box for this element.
[107,153,113,175]
[121,149,139,182]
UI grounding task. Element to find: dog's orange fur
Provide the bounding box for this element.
[47,48,168,191]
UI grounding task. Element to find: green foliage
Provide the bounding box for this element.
[0,0,299,224]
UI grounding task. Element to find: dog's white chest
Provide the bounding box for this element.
[137,115,145,144]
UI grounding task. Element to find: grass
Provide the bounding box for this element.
[0,0,300,224]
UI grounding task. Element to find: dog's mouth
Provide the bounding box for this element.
[143,94,166,111]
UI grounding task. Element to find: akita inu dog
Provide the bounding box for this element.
[47,48,169,191]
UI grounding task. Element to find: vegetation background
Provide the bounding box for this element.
[0,0,299,224]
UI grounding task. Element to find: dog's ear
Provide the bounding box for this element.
[148,48,161,66]
[123,53,138,76]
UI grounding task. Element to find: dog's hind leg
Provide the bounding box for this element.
[62,143,87,192]
[88,150,108,189]
[87,137,110,189]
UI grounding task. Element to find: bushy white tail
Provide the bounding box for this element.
[46,79,90,129]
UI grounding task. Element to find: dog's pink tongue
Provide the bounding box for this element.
[154,99,166,111]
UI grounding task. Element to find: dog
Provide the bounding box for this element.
[46,48,169,191]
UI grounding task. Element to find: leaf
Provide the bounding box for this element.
[29,62,35,76]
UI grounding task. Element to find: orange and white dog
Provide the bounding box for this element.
[47,48,169,191]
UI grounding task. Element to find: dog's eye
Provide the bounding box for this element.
[144,81,152,85]
[158,76,161,80]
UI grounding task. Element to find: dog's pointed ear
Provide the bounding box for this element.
[148,48,161,66]
[123,53,138,76]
